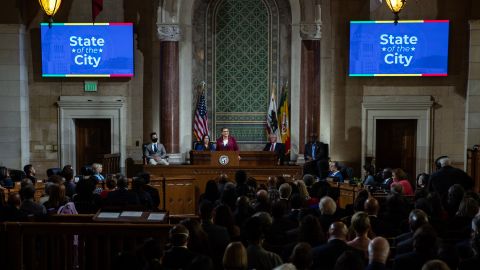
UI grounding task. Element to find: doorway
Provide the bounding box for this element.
[376,119,417,178]
[75,119,111,174]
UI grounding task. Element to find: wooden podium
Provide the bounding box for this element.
[190,151,277,166]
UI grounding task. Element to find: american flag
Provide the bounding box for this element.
[193,88,209,141]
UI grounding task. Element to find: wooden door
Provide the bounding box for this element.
[376,119,417,178]
[75,119,111,174]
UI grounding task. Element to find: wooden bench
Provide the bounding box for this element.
[0,222,172,270]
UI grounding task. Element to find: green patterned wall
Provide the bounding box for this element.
[211,0,272,143]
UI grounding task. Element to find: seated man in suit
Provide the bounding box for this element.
[263,133,285,165]
[304,133,329,178]
[144,132,169,165]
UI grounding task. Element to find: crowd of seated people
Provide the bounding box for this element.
[1,157,479,270]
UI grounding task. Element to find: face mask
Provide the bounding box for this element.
[152,138,158,143]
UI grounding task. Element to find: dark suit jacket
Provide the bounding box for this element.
[304,141,328,161]
[247,244,283,270]
[263,142,286,164]
[104,188,140,208]
[216,136,239,151]
[162,246,196,270]
[428,166,474,200]
[312,239,350,270]
[393,251,435,270]
[201,220,230,267]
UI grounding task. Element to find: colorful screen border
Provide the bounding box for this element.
[41,22,134,78]
[349,20,449,77]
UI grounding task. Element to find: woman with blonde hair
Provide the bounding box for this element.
[295,180,311,201]
[223,241,247,270]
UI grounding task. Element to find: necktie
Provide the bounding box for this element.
[153,143,157,152]
[312,144,316,158]
[270,143,275,151]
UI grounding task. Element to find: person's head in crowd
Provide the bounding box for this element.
[150,132,158,143]
[363,164,375,177]
[105,176,117,191]
[203,179,220,202]
[466,191,480,204]
[47,183,67,208]
[409,209,429,232]
[221,182,237,209]
[236,195,250,210]
[214,204,236,231]
[136,172,151,184]
[19,184,35,201]
[0,166,9,180]
[329,161,341,173]
[302,174,315,187]
[391,183,404,195]
[448,184,465,206]
[279,183,292,200]
[23,164,35,177]
[319,196,337,215]
[382,168,392,180]
[438,156,451,168]
[353,189,369,212]
[333,250,364,270]
[245,216,265,244]
[169,224,189,247]
[368,237,390,265]
[295,180,310,200]
[456,197,479,218]
[199,200,214,221]
[416,173,430,189]
[267,176,277,188]
[298,215,325,246]
[310,181,330,199]
[61,165,74,182]
[92,163,103,175]
[180,218,209,253]
[188,255,214,270]
[472,215,480,236]
[291,193,305,210]
[327,187,340,202]
[252,211,273,229]
[8,193,21,209]
[437,244,459,270]
[141,238,163,267]
[363,197,379,216]
[415,198,433,217]
[276,176,287,189]
[75,177,97,196]
[20,178,33,189]
[223,242,247,270]
[351,211,371,236]
[48,174,64,184]
[247,177,257,189]
[116,175,128,189]
[235,170,247,185]
[392,168,407,181]
[328,221,348,241]
[290,242,313,270]
[131,177,146,191]
[289,182,300,196]
[413,224,438,257]
[421,260,450,270]
[256,189,269,204]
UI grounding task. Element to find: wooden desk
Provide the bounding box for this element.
[327,181,364,209]
[190,151,278,166]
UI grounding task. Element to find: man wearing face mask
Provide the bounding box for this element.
[144,132,169,165]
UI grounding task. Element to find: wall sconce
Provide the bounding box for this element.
[38,0,63,27]
[385,0,407,25]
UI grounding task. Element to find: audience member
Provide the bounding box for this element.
[391,168,414,196]
[422,260,451,270]
[23,164,37,183]
[199,201,230,269]
[180,218,210,256]
[366,237,390,270]
[347,211,371,256]
[235,170,249,198]
[19,184,46,217]
[365,197,392,237]
[428,156,473,203]
[311,221,350,270]
[290,242,313,270]
[104,175,140,209]
[318,196,338,234]
[162,224,196,269]
[396,209,430,255]
[393,225,439,270]
[245,216,283,270]
[234,196,255,226]
[131,177,153,210]
[380,168,393,190]
[61,165,76,198]
[253,189,271,213]
[100,175,117,199]
[72,177,102,214]
[214,204,241,240]
[136,172,161,209]
[223,242,248,270]
[199,179,220,205]
[328,161,344,182]
[43,183,69,213]
[91,163,105,182]
[333,250,365,270]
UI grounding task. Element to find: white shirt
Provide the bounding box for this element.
[223,139,228,146]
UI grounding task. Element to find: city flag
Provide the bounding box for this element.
[193,83,209,141]
[266,86,282,142]
[278,83,290,153]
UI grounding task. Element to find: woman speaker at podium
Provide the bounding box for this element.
[216,127,239,151]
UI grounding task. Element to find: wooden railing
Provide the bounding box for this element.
[0,222,172,270]
[102,153,120,175]
[467,148,480,193]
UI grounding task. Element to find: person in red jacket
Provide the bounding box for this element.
[216,127,239,151]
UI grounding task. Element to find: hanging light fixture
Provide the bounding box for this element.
[385,0,407,25]
[38,0,63,27]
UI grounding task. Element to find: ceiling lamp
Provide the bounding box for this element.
[38,0,63,27]
[385,0,407,25]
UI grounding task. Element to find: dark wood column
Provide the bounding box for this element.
[159,41,179,153]
[299,40,321,153]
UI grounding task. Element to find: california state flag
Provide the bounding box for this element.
[278,83,290,153]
